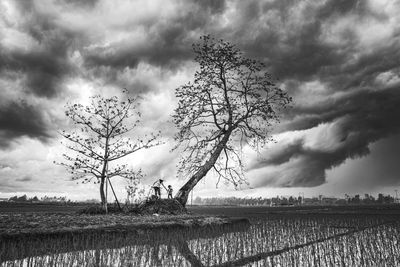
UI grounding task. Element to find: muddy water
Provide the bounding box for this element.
[1,213,400,266]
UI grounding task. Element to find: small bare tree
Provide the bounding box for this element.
[173,35,292,206]
[125,170,146,205]
[58,90,160,210]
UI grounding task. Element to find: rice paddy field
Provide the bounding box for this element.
[1,204,400,266]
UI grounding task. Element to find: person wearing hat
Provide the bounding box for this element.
[152,179,164,199]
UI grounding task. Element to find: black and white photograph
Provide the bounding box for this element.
[1,0,400,266]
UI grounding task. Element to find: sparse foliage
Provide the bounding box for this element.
[57,90,161,210]
[125,170,146,205]
[174,35,292,205]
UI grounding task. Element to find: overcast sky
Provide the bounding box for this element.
[1,0,400,201]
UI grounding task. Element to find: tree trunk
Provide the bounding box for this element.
[100,134,109,212]
[100,176,106,210]
[175,131,231,206]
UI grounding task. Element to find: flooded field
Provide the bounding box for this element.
[1,206,400,266]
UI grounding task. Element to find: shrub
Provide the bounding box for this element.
[138,198,186,215]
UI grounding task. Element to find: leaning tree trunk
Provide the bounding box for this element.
[175,131,231,206]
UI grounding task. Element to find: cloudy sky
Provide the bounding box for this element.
[1,0,400,201]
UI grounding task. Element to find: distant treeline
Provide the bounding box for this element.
[193,193,397,206]
[3,195,100,204]
[2,193,397,206]
[4,195,69,203]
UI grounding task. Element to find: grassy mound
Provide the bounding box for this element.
[77,205,121,214]
[138,198,186,215]
[78,199,185,215]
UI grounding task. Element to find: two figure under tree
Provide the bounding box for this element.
[152,179,173,199]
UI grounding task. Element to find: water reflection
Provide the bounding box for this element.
[1,214,400,266]
[0,221,249,267]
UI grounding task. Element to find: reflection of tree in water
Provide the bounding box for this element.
[174,239,204,267]
[2,215,400,266]
[0,222,249,266]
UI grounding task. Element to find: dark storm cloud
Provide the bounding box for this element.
[249,87,400,187]
[316,0,365,18]
[231,0,399,92]
[361,135,400,186]
[84,32,192,71]
[283,86,400,133]
[222,0,400,188]
[0,43,72,98]
[193,0,226,14]
[250,139,305,168]
[232,0,344,79]
[1,1,78,98]
[0,100,51,148]
[250,138,371,187]
[83,0,387,93]
[338,43,400,90]
[83,0,227,74]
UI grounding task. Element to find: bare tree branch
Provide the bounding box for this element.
[57,90,162,208]
[174,35,292,206]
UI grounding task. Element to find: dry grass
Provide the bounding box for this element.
[0,212,247,237]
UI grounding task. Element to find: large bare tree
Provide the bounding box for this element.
[58,90,160,210]
[173,36,292,206]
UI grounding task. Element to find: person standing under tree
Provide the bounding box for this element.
[167,185,173,199]
[152,179,164,199]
